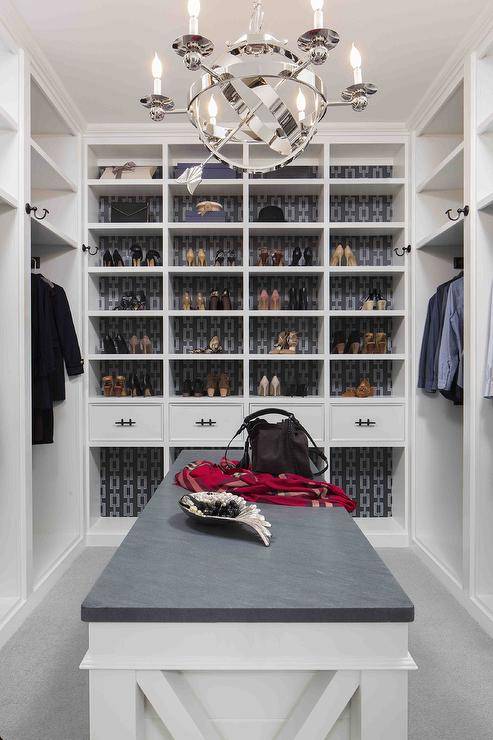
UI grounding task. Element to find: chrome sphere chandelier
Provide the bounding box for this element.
[140,0,377,193]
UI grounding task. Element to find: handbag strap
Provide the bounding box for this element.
[224,408,328,476]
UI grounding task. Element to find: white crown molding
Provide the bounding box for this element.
[0,0,85,133]
[407,3,493,132]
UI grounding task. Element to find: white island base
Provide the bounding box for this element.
[81,621,416,740]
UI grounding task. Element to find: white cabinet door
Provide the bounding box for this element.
[248,403,325,443]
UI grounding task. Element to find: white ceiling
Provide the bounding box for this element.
[13,0,492,125]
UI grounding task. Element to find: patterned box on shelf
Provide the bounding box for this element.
[330,195,393,223]
[330,276,393,311]
[95,317,163,355]
[330,360,393,397]
[251,165,320,179]
[94,236,163,268]
[249,194,319,223]
[171,275,243,310]
[170,359,244,397]
[172,234,243,266]
[170,317,243,354]
[100,447,164,517]
[99,196,162,223]
[249,275,320,310]
[249,235,320,266]
[249,359,322,397]
[330,165,393,179]
[173,195,242,223]
[250,316,322,355]
[173,162,239,179]
[97,276,163,311]
[330,447,393,517]
[329,235,394,266]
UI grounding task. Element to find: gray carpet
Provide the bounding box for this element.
[0,546,492,740]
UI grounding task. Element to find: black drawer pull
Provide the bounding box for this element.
[195,418,217,427]
[355,418,376,427]
[115,418,136,427]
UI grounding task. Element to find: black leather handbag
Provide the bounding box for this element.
[225,408,328,478]
[110,202,149,223]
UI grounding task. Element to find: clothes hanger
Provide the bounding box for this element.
[31,257,54,288]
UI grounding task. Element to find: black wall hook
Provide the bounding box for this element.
[25,203,49,220]
[393,244,411,257]
[446,206,469,221]
[82,243,99,256]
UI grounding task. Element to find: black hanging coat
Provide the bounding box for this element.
[31,274,84,444]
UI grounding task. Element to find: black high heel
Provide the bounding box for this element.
[182,377,192,397]
[193,378,204,397]
[143,375,154,397]
[115,334,129,353]
[291,246,302,266]
[288,287,297,310]
[131,244,143,267]
[303,246,313,266]
[227,249,236,266]
[130,373,142,397]
[113,294,133,311]
[102,334,117,354]
[344,332,362,354]
[112,249,124,267]
[298,286,308,310]
[131,292,147,310]
[331,331,346,354]
[214,249,225,266]
[103,250,114,267]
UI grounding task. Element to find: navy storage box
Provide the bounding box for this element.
[173,162,239,179]
[185,210,226,222]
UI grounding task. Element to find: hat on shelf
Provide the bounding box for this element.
[258,205,285,222]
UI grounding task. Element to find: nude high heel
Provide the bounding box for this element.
[206,373,217,398]
[102,375,114,397]
[269,375,281,396]
[197,247,207,267]
[182,290,192,310]
[362,332,375,354]
[375,332,387,354]
[258,375,269,396]
[330,243,345,266]
[270,289,280,311]
[186,247,195,267]
[344,244,358,266]
[218,372,231,397]
[196,292,206,310]
[141,335,153,354]
[258,289,269,310]
[129,335,139,354]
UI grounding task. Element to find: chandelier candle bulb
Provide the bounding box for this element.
[152,52,162,95]
[350,43,362,85]
[208,94,218,126]
[188,0,200,34]
[296,87,306,122]
[311,0,324,28]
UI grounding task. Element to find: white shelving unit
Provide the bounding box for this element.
[83,137,410,548]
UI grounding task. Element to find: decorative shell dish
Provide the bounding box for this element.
[178,491,272,546]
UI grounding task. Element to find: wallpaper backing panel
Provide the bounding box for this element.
[100,447,164,517]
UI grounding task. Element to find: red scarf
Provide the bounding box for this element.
[175,458,356,512]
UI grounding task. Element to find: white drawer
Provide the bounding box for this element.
[89,403,164,444]
[169,403,244,443]
[329,403,405,445]
[249,403,325,443]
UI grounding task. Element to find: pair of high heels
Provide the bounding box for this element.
[331,331,388,354]
[102,373,154,397]
[258,289,280,310]
[131,246,161,267]
[214,249,236,266]
[256,246,313,267]
[182,289,232,311]
[191,335,223,354]
[102,334,153,354]
[361,291,389,311]
[330,243,357,267]
[113,292,146,311]
[342,378,375,398]
[270,330,299,354]
[182,372,230,397]
[185,247,236,267]
[258,375,281,396]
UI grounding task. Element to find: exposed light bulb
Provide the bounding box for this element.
[350,43,362,84]
[296,87,306,122]
[208,94,218,126]
[310,0,324,27]
[152,53,162,95]
[188,0,200,34]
